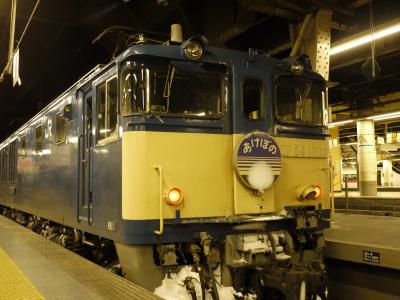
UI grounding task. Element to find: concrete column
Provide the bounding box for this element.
[357,120,377,196]
[382,160,393,187]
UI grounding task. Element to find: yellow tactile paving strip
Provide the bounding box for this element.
[0,246,44,300]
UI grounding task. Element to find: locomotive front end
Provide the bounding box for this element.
[118,46,330,299]
[225,68,330,298]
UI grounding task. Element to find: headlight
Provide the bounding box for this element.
[183,41,203,60]
[165,187,184,205]
[291,60,304,74]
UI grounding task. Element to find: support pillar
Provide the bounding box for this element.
[300,9,334,210]
[304,9,332,79]
[382,160,393,187]
[357,120,377,196]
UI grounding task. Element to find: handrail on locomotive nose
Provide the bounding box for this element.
[154,165,164,235]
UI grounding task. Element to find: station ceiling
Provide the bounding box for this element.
[0,0,399,140]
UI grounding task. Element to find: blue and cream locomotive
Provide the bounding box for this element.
[0,32,330,299]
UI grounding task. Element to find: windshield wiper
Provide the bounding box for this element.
[300,82,311,101]
[145,113,165,124]
[163,64,175,99]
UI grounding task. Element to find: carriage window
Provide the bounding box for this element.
[55,113,67,144]
[243,79,264,121]
[19,135,27,156]
[120,60,226,118]
[0,149,4,182]
[8,141,16,182]
[0,142,17,182]
[1,148,5,182]
[276,76,324,126]
[97,77,118,142]
[35,125,43,152]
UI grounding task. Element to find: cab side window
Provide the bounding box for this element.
[242,79,264,121]
[97,77,118,142]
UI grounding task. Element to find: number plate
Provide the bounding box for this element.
[362,250,380,264]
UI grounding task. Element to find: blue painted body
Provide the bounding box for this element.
[0,44,329,245]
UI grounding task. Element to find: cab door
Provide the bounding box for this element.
[232,59,276,214]
[78,90,94,223]
[234,60,271,133]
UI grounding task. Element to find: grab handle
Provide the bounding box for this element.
[154,165,164,235]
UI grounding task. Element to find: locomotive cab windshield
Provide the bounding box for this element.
[275,74,326,128]
[120,59,227,118]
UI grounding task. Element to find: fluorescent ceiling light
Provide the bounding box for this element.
[372,115,400,121]
[366,111,400,121]
[328,112,400,127]
[330,22,400,56]
[328,119,354,128]
[342,142,358,146]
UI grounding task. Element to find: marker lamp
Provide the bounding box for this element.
[298,185,323,200]
[314,185,322,199]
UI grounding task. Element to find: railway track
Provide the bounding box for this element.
[334,196,400,216]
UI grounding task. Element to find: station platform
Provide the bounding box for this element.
[0,215,161,300]
[324,213,400,300]
[325,213,400,269]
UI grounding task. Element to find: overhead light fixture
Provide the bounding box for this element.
[330,22,400,56]
[342,142,358,146]
[366,111,400,121]
[371,115,400,121]
[328,119,354,128]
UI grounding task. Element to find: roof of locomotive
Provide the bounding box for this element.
[116,43,282,68]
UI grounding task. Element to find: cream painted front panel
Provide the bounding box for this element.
[275,137,330,211]
[122,132,330,220]
[231,135,330,214]
[122,131,234,220]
